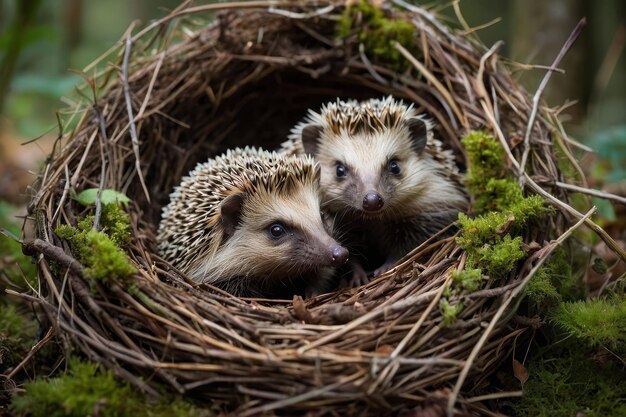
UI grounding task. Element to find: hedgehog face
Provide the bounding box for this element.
[209,182,348,289]
[305,117,431,220]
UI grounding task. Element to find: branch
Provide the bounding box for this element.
[518,18,587,184]
[23,238,84,274]
[122,32,151,203]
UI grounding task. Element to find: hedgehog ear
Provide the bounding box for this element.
[220,192,246,240]
[300,124,323,156]
[406,117,429,155]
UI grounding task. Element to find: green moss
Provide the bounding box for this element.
[457,211,510,247]
[553,298,626,354]
[451,268,484,292]
[526,247,585,312]
[0,304,36,367]
[10,358,204,417]
[99,203,132,247]
[457,212,535,278]
[337,1,416,69]
[55,204,136,285]
[462,131,507,190]
[455,131,550,280]
[473,235,525,278]
[440,299,463,327]
[525,268,562,310]
[473,178,521,213]
[0,201,37,290]
[510,346,626,417]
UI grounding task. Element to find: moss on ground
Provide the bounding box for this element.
[553,297,626,355]
[525,246,585,313]
[10,358,209,417]
[55,203,136,286]
[0,201,37,290]
[337,0,416,70]
[509,345,626,417]
[0,304,36,368]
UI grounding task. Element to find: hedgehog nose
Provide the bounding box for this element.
[330,245,349,267]
[362,192,384,212]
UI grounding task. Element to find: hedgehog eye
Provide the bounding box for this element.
[268,223,286,239]
[388,160,401,175]
[335,162,348,178]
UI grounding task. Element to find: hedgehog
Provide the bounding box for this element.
[157,147,349,298]
[280,96,468,286]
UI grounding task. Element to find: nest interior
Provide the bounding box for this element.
[26,1,577,415]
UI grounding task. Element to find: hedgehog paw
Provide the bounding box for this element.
[347,263,371,288]
[373,261,396,278]
[304,286,321,300]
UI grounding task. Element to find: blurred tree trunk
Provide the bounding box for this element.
[0,0,43,115]
[61,0,83,69]
[511,0,590,124]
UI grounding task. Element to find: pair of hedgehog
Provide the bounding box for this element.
[157,97,468,298]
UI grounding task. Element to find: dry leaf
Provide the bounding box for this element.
[375,344,394,355]
[292,295,316,324]
[513,359,529,387]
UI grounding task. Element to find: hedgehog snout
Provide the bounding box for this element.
[362,191,385,212]
[330,245,349,267]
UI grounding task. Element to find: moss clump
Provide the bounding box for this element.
[462,131,550,216]
[462,131,507,188]
[510,346,626,417]
[456,132,549,280]
[440,299,463,327]
[0,304,36,367]
[525,247,584,312]
[451,268,484,292]
[10,358,205,417]
[337,1,416,69]
[456,213,527,277]
[98,203,132,247]
[475,235,525,278]
[525,268,562,310]
[553,298,626,355]
[55,204,136,285]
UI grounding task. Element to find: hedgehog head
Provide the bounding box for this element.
[158,148,348,296]
[290,97,463,220]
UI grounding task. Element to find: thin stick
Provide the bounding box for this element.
[6,327,55,379]
[394,41,466,127]
[359,43,389,86]
[93,91,113,230]
[518,18,587,184]
[446,207,596,416]
[51,165,71,225]
[131,1,283,42]
[268,4,334,19]
[553,181,626,205]
[466,390,524,403]
[122,32,151,203]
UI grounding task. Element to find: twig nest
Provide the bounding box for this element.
[27,0,569,415]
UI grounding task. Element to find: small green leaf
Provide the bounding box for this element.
[73,188,130,206]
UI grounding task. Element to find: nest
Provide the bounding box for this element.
[24,1,600,415]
